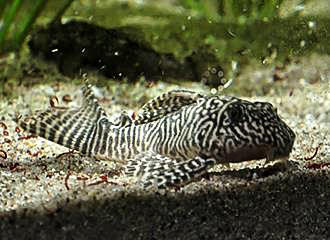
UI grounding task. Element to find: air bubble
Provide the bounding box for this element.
[300,40,306,47]
[211,88,217,94]
[308,21,315,28]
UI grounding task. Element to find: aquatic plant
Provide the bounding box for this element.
[0,0,74,53]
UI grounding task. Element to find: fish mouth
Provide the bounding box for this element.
[225,145,290,164]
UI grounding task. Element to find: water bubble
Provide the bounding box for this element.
[231,61,238,71]
[300,40,306,47]
[308,21,315,28]
[224,79,233,89]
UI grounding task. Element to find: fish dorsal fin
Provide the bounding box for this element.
[81,83,107,120]
[134,89,204,124]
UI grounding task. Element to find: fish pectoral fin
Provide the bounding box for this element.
[124,152,216,189]
[124,152,177,178]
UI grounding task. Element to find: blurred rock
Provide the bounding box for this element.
[29,20,224,87]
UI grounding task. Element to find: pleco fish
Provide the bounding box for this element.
[17,83,295,189]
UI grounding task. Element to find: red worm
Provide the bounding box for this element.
[27,150,41,157]
[306,162,330,170]
[49,96,68,110]
[77,176,89,181]
[304,147,319,161]
[56,149,76,159]
[49,96,59,108]
[18,135,37,140]
[65,171,71,190]
[87,175,108,186]
[0,122,7,130]
[0,150,7,159]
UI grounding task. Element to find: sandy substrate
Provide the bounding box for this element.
[0,59,329,239]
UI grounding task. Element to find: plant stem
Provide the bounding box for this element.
[13,0,48,51]
[0,0,23,52]
[0,0,7,18]
[51,0,75,25]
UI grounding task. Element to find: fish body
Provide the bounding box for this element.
[18,84,295,188]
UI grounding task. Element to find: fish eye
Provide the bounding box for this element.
[228,105,243,122]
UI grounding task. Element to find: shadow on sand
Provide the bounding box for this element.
[1,167,329,240]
